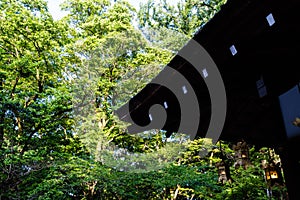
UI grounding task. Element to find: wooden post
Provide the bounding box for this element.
[277,137,300,200]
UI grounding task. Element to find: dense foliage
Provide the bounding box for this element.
[0,0,288,199]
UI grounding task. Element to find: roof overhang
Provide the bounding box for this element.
[116,0,300,148]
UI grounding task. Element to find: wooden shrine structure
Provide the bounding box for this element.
[116,0,300,198]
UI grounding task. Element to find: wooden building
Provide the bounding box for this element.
[116,0,300,198]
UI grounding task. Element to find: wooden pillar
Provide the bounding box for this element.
[277,136,300,200]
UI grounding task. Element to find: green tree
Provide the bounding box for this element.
[0,0,86,198]
[138,0,227,38]
[61,0,173,159]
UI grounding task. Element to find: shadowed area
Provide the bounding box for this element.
[116,0,300,147]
